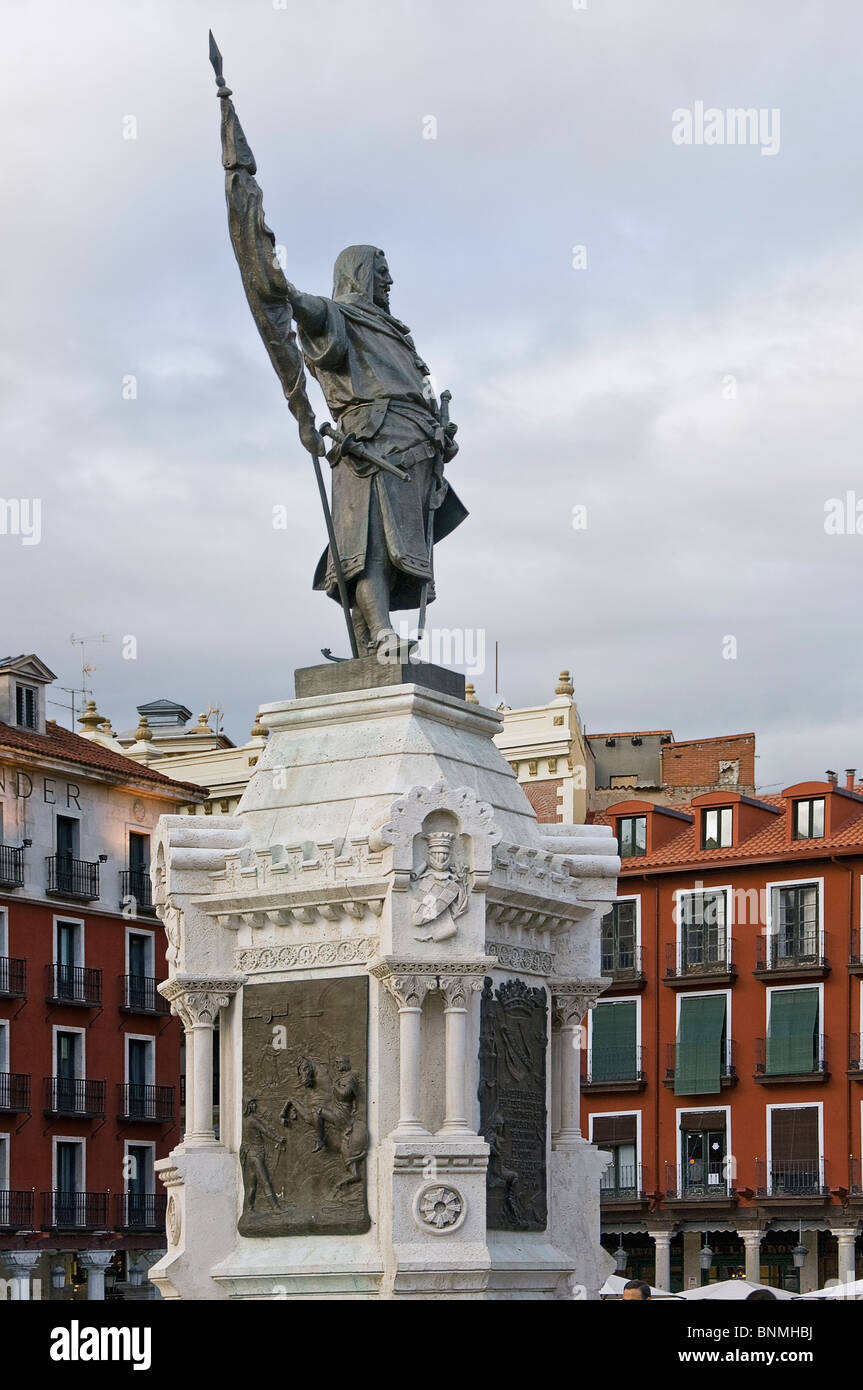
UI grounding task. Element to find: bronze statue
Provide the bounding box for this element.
[281,1056,368,1191]
[209,35,467,656]
[240,1098,284,1212]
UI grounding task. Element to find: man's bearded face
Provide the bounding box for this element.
[373,253,393,310]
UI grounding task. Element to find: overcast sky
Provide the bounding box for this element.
[2,0,862,790]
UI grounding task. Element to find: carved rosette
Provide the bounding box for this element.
[549,979,606,1029]
[413,1183,467,1235]
[160,976,244,1029]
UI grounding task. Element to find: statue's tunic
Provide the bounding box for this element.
[299,246,467,611]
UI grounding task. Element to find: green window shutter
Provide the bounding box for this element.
[674,995,726,1095]
[766,989,818,1075]
[591,1001,637,1080]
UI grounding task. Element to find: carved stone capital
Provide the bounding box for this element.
[438,974,486,1009]
[550,978,605,1028]
[370,957,493,1009]
[160,974,245,1029]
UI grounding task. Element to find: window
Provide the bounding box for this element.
[0,1019,8,1074]
[126,1037,155,1117]
[593,1114,638,1196]
[15,684,37,730]
[768,1106,820,1194]
[618,816,646,858]
[55,919,83,999]
[674,994,728,1095]
[125,1143,155,1226]
[766,988,819,1075]
[590,1000,638,1081]
[601,900,637,975]
[54,1139,84,1225]
[56,815,80,861]
[702,807,732,849]
[680,1110,728,1194]
[678,890,728,971]
[771,883,819,964]
[793,798,824,840]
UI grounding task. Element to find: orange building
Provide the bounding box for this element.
[583,771,863,1293]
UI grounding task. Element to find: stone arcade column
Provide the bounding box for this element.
[551,982,602,1145]
[741,1229,763,1284]
[650,1231,672,1292]
[375,970,432,1137]
[162,977,241,1145]
[80,1251,114,1301]
[438,975,479,1137]
[2,1251,41,1300]
[835,1227,859,1285]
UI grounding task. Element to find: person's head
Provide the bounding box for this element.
[372,249,392,311]
[622,1279,651,1301]
[337,1056,351,1073]
[244,1098,257,1115]
[745,1288,777,1300]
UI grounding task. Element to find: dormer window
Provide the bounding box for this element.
[15,684,37,730]
[793,798,825,841]
[702,806,732,850]
[618,814,647,858]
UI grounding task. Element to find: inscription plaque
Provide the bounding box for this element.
[239,976,370,1236]
[478,976,548,1231]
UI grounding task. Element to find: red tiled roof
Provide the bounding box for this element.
[594,792,863,870]
[0,720,204,798]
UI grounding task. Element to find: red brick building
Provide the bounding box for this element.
[0,656,201,1299]
[583,771,863,1292]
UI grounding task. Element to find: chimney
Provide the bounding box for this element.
[846,768,857,791]
[826,769,838,786]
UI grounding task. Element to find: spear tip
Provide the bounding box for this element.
[208,30,224,82]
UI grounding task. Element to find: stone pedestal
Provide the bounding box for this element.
[147,676,618,1300]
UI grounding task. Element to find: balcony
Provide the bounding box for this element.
[0,1071,31,1113]
[850,1158,863,1204]
[115,1192,168,1231]
[582,1045,646,1092]
[0,1190,34,1230]
[41,1190,109,1231]
[117,1083,175,1123]
[119,868,156,917]
[850,929,863,976]
[0,955,26,998]
[43,1076,106,1118]
[849,1035,863,1080]
[600,944,646,993]
[45,854,100,902]
[120,974,170,1016]
[0,844,24,888]
[755,1158,829,1202]
[663,1041,737,1091]
[664,938,737,988]
[600,1162,650,1209]
[45,963,102,1007]
[664,1162,737,1207]
[754,931,830,981]
[754,1035,828,1084]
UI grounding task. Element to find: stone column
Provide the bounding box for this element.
[80,1251,114,1301]
[161,977,242,1147]
[550,981,603,1147]
[835,1228,858,1286]
[2,1251,41,1300]
[375,970,433,1136]
[741,1230,763,1284]
[650,1231,671,1291]
[437,976,483,1137]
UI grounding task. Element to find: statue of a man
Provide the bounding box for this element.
[286,246,467,651]
[211,43,468,652]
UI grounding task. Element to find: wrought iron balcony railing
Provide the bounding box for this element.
[121,974,170,1015]
[755,931,828,973]
[115,1192,167,1230]
[851,929,863,971]
[41,1190,109,1230]
[665,938,736,980]
[43,1076,106,1117]
[600,943,644,983]
[583,1044,646,1085]
[0,1072,31,1112]
[850,1035,863,1072]
[755,1158,828,1198]
[0,1190,34,1230]
[755,1035,828,1078]
[0,955,26,998]
[119,868,156,915]
[45,963,102,1006]
[45,854,100,901]
[599,1162,647,1202]
[665,1162,734,1200]
[0,844,24,888]
[118,1083,175,1123]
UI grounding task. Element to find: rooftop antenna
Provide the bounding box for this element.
[69,633,110,726]
[47,686,79,731]
[205,701,224,738]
